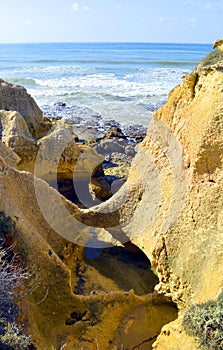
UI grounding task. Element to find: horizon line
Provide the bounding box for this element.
[0,40,213,45]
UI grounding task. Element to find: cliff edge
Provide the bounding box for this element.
[125,44,223,349]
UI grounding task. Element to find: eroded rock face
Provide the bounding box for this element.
[149,66,223,304]
[0,146,176,349]
[0,81,170,349]
[120,54,223,348]
[0,110,38,163]
[0,79,51,138]
[35,121,80,182]
[0,140,20,167]
[0,104,104,198]
[72,48,222,348]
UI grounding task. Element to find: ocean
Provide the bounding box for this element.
[0,42,212,127]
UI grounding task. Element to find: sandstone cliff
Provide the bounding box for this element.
[124,49,223,348]
[0,141,177,350]
[0,45,223,350]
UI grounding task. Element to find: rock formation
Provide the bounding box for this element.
[0,110,38,164]
[0,79,51,138]
[0,80,105,199]
[213,38,223,50]
[123,50,223,348]
[0,43,223,349]
[0,141,177,349]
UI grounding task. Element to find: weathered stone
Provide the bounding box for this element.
[36,121,80,183]
[0,110,38,164]
[0,79,51,138]
[0,140,20,167]
[0,162,175,349]
[125,53,223,348]
[213,38,223,50]
[103,126,127,139]
[61,45,223,348]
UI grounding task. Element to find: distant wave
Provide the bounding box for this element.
[32,59,74,63]
[69,90,136,102]
[31,59,197,67]
[154,61,198,66]
[8,77,37,86]
[31,59,139,65]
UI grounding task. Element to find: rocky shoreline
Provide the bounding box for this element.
[42,102,147,144]
[0,41,223,350]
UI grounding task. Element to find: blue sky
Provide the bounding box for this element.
[0,0,222,43]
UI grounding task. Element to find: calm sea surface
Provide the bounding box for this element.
[0,42,212,127]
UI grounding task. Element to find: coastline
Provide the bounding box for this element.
[42,102,148,143]
[1,42,223,350]
[0,42,211,129]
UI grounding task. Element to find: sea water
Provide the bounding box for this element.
[0,42,212,127]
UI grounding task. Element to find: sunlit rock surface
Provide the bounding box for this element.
[0,43,223,349]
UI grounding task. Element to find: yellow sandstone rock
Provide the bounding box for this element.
[126,53,223,348]
[213,38,223,51]
[0,43,223,349]
[0,78,52,138]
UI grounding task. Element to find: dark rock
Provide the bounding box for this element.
[104,126,127,139]
[54,102,66,107]
[42,103,146,144]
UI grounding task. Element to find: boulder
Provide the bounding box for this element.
[36,121,81,183]
[36,121,107,207]
[0,110,37,164]
[0,79,51,138]
[0,140,20,167]
[103,126,127,139]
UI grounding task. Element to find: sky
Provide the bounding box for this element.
[0,0,222,43]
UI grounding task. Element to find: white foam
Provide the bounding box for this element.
[25,66,188,126]
[32,67,187,100]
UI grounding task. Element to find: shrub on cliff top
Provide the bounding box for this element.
[0,211,33,349]
[183,296,223,350]
[0,243,32,349]
[199,48,223,68]
[0,323,32,350]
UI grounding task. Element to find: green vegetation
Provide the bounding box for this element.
[0,211,33,349]
[199,48,223,68]
[0,323,32,350]
[183,295,223,350]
